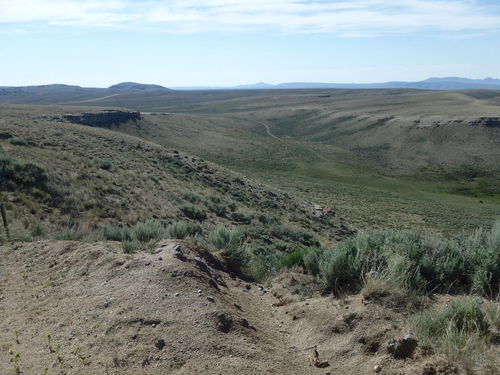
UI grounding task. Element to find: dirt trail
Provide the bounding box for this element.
[260,121,283,142]
[63,93,121,104]
[257,120,329,162]
[0,240,474,375]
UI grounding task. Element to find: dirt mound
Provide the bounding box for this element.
[0,241,477,375]
[0,240,314,374]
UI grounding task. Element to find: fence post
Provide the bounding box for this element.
[0,203,9,240]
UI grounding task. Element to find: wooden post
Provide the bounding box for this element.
[0,203,9,240]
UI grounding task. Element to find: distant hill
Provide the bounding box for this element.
[0,82,172,105]
[109,82,170,91]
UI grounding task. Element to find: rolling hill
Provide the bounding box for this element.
[1,87,498,231]
[0,104,352,260]
[91,88,500,231]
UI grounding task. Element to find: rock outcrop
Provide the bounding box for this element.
[63,110,141,128]
[468,117,500,128]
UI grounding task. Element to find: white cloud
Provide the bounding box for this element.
[0,0,499,35]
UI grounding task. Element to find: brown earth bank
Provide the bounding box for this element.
[2,241,497,375]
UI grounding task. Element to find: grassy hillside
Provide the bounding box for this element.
[1,88,499,232]
[0,104,353,279]
[99,90,500,232]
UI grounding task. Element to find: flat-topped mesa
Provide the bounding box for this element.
[468,117,500,128]
[63,110,142,128]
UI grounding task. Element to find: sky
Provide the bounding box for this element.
[1,0,500,87]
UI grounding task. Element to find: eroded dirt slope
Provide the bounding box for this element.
[0,241,481,375]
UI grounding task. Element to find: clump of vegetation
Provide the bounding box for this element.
[102,225,133,242]
[208,226,247,273]
[270,225,319,247]
[9,138,29,146]
[281,247,315,269]
[180,204,207,220]
[122,240,142,254]
[413,298,489,341]
[166,221,201,239]
[257,214,278,225]
[0,131,13,139]
[242,245,284,282]
[0,155,49,192]
[132,219,165,242]
[98,159,112,171]
[182,191,201,204]
[230,211,252,224]
[102,219,166,251]
[208,226,244,251]
[52,227,77,240]
[283,222,500,297]
[412,298,497,372]
[485,304,500,331]
[207,202,226,217]
[30,220,43,238]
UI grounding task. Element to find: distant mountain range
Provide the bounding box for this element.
[173,77,500,90]
[1,78,500,100]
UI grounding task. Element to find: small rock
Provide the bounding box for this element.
[213,312,233,332]
[403,334,415,342]
[374,364,382,373]
[152,247,163,254]
[155,339,166,350]
[207,296,215,302]
[174,292,180,297]
[387,334,418,359]
[197,289,203,294]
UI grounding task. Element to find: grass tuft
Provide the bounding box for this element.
[411,298,497,372]
[180,204,207,221]
[101,219,166,250]
[166,221,202,239]
[208,226,247,273]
